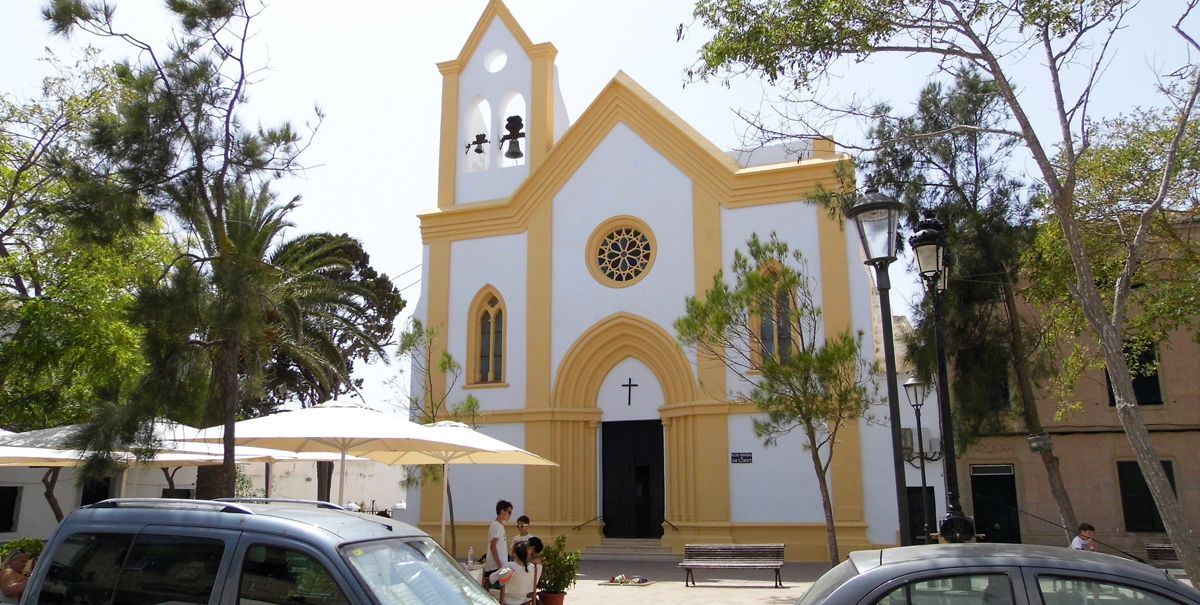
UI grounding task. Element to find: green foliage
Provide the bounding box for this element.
[538,535,580,594]
[40,1,402,494]
[0,49,176,432]
[676,233,874,563]
[861,67,1038,447]
[1022,106,1200,413]
[0,538,46,561]
[234,464,264,498]
[676,234,875,448]
[688,0,1135,89]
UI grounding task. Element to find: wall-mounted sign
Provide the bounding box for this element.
[730,452,753,464]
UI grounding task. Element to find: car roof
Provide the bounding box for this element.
[59,498,425,547]
[848,543,1191,588]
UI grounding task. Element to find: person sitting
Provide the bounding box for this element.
[489,541,541,605]
[0,551,34,603]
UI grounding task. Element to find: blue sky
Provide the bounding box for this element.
[2,1,1193,408]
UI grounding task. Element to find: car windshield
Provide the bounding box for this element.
[341,537,495,605]
[798,558,861,605]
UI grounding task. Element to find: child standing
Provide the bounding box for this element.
[485,499,513,579]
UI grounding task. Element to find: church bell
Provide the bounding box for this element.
[498,115,526,159]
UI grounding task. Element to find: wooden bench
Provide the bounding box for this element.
[1144,543,1189,575]
[679,543,784,588]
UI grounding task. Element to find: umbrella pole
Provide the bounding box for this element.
[337,450,347,506]
[440,462,448,545]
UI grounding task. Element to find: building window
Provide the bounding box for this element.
[586,216,656,288]
[1117,460,1176,532]
[755,292,793,362]
[468,287,505,384]
[1106,343,1162,405]
[0,486,18,532]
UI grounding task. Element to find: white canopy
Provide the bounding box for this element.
[182,404,496,503]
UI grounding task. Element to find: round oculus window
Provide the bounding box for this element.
[588,218,656,287]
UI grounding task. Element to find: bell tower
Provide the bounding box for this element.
[437,0,568,208]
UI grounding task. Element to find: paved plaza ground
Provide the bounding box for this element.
[566,558,832,605]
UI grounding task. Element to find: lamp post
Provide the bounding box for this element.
[909,210,975,543]
[903,376,931,544]
[846,187,912,547]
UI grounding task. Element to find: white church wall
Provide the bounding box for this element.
[718,202,826,395]
[550,123,695,384]
[446,233,528,411]
[727,415,825,522]
[457,18,531,204]
[552,68,569,142]
[597,358,665,422]
[442,423,528,525]
[408,244,432,422]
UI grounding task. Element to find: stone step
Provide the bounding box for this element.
[582,538,678,562]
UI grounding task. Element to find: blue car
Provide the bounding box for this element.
[22,498,496,605]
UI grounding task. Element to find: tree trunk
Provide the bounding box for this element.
[195,466,226,499]
[1057,208,1200,580]
[1002,281,1077,541]
[160,467,176,491]
[216,339,240,497]
[807,424,838,564]
[1105,334,1200,577]
[41,468,64,522]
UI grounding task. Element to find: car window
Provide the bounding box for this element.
[35,532,134,605]
[113,534,225,605]
[1036,575,1186,605]
[239,544,350,605]
[798,559,861,605]
[876,574,1015,605]
[341,538,495,605]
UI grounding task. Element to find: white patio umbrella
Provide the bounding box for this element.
[0,420,302,464]
[182,404,496,504]
[0,445,87,466]
[360,421,558,545]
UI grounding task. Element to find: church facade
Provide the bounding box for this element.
[408,0,902,561]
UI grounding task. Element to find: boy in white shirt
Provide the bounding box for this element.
[484,499,513,582]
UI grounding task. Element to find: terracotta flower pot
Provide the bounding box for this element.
[538,591,566,605]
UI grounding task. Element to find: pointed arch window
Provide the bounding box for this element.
[752,292,793,364]
[469,287,506,384]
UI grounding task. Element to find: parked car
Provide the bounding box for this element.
[799,543,1200,605]
[20,498,496,605]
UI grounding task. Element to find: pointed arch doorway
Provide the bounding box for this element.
[551,313,697,541]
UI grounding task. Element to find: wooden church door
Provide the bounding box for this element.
[601,419,665,538]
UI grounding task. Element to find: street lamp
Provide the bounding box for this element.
[846,187,912,547]
[909,210,975,543]
[903,376,933,544]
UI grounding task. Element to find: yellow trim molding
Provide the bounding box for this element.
[552,312,697,407]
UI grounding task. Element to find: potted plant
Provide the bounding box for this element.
[537,535,580,605]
